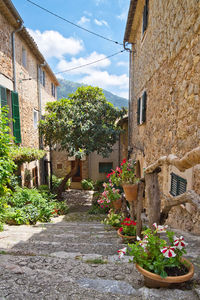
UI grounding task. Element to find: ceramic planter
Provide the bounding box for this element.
[136,257,194,288]
[122,183,138,202]
[117,228,136,242]
[112,198,122,210]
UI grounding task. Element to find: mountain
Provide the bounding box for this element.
[57,79,128,108]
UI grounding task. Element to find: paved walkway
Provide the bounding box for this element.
[0,190,199,299]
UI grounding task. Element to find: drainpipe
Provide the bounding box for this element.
[37,62,46,184]
[123,42,132,159]
[12,22,24,91]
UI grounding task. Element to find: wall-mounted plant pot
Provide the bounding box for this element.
[112,198,122,210]
[122,183,138,202]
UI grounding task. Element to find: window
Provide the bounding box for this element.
[39,68,45,87]
[0,86,7,108]
[57,164,62,170]
[137,91,147,125]
[51,83,56,97]
[170,173,187,196]
[99,162,113,174]
[11,91,21,143]
[33,109,38,129]
[142,0,149,34]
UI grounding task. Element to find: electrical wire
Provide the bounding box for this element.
[55,50,126,75]
[26,0,123,46]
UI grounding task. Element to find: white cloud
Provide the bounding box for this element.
[56,52,111,74]
[117,11,128,21]
[95,0,106,5]
[117,61,129,67]
[77,16,90,26]
[80,70,129,90]
[94,19,108,27]
[117,91,129,99]
[28,29,84,59]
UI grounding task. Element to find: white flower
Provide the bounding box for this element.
[137,236,148,249]
[173,236,188,250]
[117,247,127,259]
[153,223,168,233]
[161,246,176,258]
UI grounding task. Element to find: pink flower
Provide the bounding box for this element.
[173,236,188,250]
[161,246,176,258]
[117,247,127,259]
[153,223,168,233]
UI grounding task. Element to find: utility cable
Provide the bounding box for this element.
[55,50,125,74]
[26,0,123,46]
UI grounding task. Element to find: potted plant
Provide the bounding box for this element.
[119,223,194,288]
[97,182,122,210]
[107,159,139,202]
[102,209,122,230]
[117,217,137,242]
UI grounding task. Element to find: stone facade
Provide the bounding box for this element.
[124,0,200,233]
[52,142,120,189]
[0,0,59,187]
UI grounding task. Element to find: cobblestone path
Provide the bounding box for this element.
[0,190,199,299]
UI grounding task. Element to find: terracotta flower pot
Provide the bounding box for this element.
[136,257,194,288]
[122,183,138,202]
[117,228,136,242]
[112,198,122,210]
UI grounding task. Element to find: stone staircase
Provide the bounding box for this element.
[0,190,199,299]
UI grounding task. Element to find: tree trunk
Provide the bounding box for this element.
[145,169,161,230]
[136,181,145,238]
[130,200,136,220]
[160,190,200,224]
[56,158,80,200]
[121,194,129,218]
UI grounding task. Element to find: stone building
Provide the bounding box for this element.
[52,143,120,189]
[0,0,59,186]
[124,0,200,233]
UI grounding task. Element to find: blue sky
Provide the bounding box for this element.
[12,0,130,98]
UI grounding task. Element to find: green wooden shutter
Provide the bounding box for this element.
[0,86,7,108]
[137,98,141,125]
[142,0,149,34]
[142,91,147,123]
[11,91,21,143]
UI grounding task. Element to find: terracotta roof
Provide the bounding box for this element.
[0,0,59,85]
[124,0,138,43]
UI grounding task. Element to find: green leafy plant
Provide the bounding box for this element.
[10,146,46,165]
[102,209,122,228]
[52,175,71,192]
[0,107,16,196]
[81,179,94,190]
[127,224,188,278]
[119,217,137,236]
[97,182,121,209]
[107,159,139,185]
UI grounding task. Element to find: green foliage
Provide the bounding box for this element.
[52,175,71,191]
[57,79,128,109]
[81,179,94,190]
[39,86,126,159]
[0,107,16,196]
[88,192,109,215]
[102,209,122,227]
[94,180,106,192]
[128,227,187,278]
[10,146,46,165]
[108,159,139,185]
[0,187,68,226]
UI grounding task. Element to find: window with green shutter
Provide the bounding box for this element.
[0,86,8,108]
[11,91,21,144]
[170,173,187,196]
[142,0,149,34]
[137,98,141,125]
[142,91,147,123]
[99,162,113,174]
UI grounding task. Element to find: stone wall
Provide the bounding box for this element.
[0,7,58,187]
[128,0,200,232]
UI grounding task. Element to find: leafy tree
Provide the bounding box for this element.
[39,86,126,198]
[0,108,16,196]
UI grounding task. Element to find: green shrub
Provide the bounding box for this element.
[81,178,94,190]
[94,180,106,192]
[54,201,69,215]
[52,175,71,192]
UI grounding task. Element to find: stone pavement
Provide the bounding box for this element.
[0,190,199,300]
